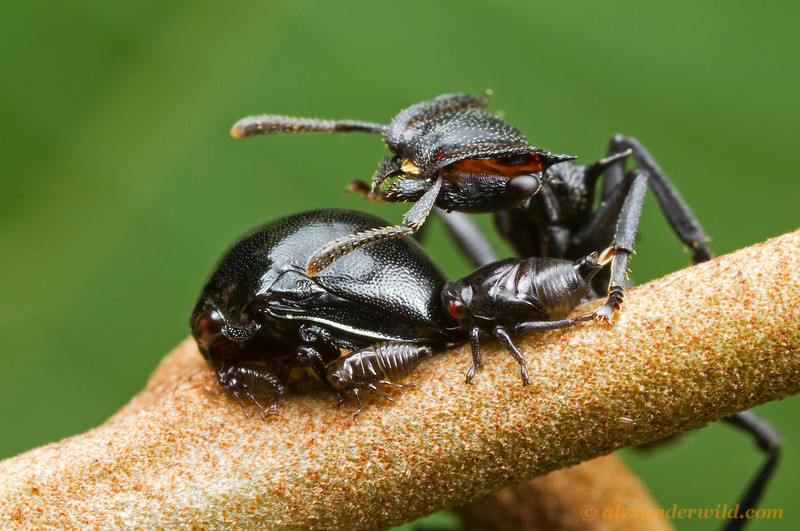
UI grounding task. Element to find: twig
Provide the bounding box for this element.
[455,455,672,531]
[0,230,797,530]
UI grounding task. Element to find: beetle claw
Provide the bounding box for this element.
[267,399,281,417]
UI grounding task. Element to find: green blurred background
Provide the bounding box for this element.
[1,1,797,528]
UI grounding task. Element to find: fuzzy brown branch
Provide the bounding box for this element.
[0,230,798,530]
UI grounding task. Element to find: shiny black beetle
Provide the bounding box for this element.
[191,209,450,415]
[191,209,605,414]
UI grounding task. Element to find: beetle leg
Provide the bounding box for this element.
[513,313,595,335]
[229,390,251,419]
[245,390,270,420]
[607,135,713,264]
[298,345,334,386]
[350,389,365,419]
[719,411,781,530]
[377,380,408,389]
[492,327,532,386]
[366,383,396,402]
[466,327,483,384]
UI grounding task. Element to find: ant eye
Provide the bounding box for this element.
[448,300,467,320]
[507,174,541,200]
[498,154,530,167]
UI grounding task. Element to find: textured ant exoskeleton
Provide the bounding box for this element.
[231,92,574,274]
[225,93,777,530]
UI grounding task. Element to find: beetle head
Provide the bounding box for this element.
[191,301,262,367]
[191,306,229,365]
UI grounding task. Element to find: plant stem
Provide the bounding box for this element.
[0,230,797,530]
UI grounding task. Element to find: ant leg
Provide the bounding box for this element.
[600,140,629,198]
[305,225,413,275]
[608,135,712,264]
[571,169,648,324]
[720,411,781,531]
[597,169,647,323]
[437,209,500,268]
[402,177,442,230]
[305,178,442,275]
[588,149,632,186]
